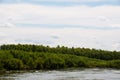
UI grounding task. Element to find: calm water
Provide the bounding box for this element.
[0,68,120,80]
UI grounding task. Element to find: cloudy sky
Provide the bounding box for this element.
[0,0,120,51]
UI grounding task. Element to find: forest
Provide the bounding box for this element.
[0,44,120,71]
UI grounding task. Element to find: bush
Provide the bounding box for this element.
[3,59,24,70]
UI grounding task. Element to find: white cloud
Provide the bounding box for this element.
[0,4,120,28]
[0,27,120,51]
[0,22,15,28]
[25,0,119,2]
[0,3,120,51]
[112,43,120,50]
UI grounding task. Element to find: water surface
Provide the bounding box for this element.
[0,68,120,80]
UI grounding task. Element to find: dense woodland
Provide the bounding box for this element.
[0,44,120,71]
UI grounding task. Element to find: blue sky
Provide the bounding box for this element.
[0,0,120,6]
[0,0,120,51]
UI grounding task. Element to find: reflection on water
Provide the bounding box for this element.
[0,78,15,80]
[0,68,120,80]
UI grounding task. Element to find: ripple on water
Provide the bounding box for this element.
[0,69,120,80]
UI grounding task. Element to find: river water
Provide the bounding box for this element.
[0,68,120,80]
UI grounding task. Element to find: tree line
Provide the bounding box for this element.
[1,44,120,60]
[0,44,120,71]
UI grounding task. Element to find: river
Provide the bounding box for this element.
[0,68,120,80]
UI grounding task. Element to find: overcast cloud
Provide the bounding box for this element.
[0,0,120,51]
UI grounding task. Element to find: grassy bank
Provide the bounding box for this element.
[0,44,120,71]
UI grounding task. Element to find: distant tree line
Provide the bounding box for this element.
[1,44,120,60]
[0,44,120,71]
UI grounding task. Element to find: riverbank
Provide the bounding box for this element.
[0,44,120,71]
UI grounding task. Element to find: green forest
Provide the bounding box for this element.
[0,44,120,71]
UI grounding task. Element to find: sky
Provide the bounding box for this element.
[0,0,120,51]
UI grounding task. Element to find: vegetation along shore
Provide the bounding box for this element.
[0,44,120,71]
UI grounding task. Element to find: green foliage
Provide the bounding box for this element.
[2,59,24,70]
[0,44,120,70]
[1,44,120,60]
[108,60,120,69]
[0,60,4,70]
[35,57,44,69]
